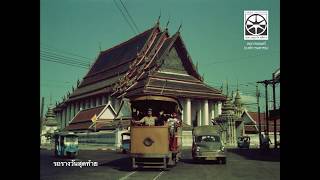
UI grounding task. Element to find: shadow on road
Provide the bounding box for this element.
[180,158,223,165]
[99,157,133,171]
[99,157,176,172]
[227,148,280,162]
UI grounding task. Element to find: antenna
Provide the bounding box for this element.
[177,23,182,32]
[226,79,229,97]
[165,15,170,29]
[237,79,239,91]
[99,42,102,52]
[157,10,161,24]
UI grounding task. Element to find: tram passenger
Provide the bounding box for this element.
[134,108,158,126]
[156,110,167,126]
[167,112,180,151]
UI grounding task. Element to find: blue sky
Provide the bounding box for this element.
[40,0,280,114]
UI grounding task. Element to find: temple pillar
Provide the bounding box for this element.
[70,103,74,121]
[209,101,215,121]
[197,101,202,126]
[96,96,100,106]
[90,97,95,107]
[203,100,209,125]
[183,98,191,125]
[102,95,107,104]
[218,101,222,115]
[186,98,192,125]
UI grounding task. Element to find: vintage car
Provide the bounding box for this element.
[53,132,79,158]
[237,136,250,149]
[129,95,182,169]
[192,125,226,164]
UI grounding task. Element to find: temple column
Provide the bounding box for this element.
[183,98,191,125]
[68,104,72,124]
[203,100,209,125]
[90,97,95,107]
[86,99,90,109]
[233,121,236,144]
[197,101,202,126]
[218,101,222,116]
[214,103,218,118]
[75,102,79,115]
[186,98,191,125]
[60,111,63,129]
[96,96,99,106]
[70,103,74,121]
[66,105,70,124]
[63,108,67,129]
[209,101,214,121]
[102,95,107,104]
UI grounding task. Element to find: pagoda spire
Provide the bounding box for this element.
[177,23,182,32]
[156,11,161,25]
[165,15,170,29]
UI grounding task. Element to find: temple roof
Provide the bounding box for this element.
[242,111,280,132]
[61,22,225,105]
[44,105,57,126]
[65,105,108,131]
[234,90,242,107]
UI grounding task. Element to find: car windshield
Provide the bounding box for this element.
[196,135,220,143]
[65,136,78,143]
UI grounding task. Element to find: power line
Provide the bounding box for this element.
[202,50,280,66]
[40,54,90,68]
[40,43,92,60]
[40,51,91,66]
[113,0,137,35]
[119,0,140,33]
[41,57,89,69]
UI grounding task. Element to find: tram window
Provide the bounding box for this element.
[196,135,220,143]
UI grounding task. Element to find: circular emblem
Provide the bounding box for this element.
[245,14,267,35]
[143,137,154,147]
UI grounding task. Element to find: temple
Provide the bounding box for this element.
[54,21,226,132]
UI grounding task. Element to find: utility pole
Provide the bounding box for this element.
[272,75,277,149]
[256,84,262,148]
[40,97,45,144]
[264,82,269,136]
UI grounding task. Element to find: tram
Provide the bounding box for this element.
[129,95,182,169]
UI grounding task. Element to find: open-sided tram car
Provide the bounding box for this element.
[129,95,182,169]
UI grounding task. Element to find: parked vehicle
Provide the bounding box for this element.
[53,132,79,158]
[120,132,130,154]
[192,125,226,164]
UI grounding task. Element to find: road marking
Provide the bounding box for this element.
[152,171,165,180]
[119,171,136,180]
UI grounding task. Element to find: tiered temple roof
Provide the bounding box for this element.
[44,105,57,126]
[60,22,225,105]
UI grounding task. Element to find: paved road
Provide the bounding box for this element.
[40,148,280,180]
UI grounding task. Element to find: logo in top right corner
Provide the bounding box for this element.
[244,11,268,40]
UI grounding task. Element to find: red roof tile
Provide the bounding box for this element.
[247,112,280,125]
[71,106,105,124]
[244,112,280,133]
[65,121,93,131]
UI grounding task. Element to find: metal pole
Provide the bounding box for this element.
[272,77,277,149]
[40,97,45,144]
[256,85,261,148]
[265,82,269,137]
